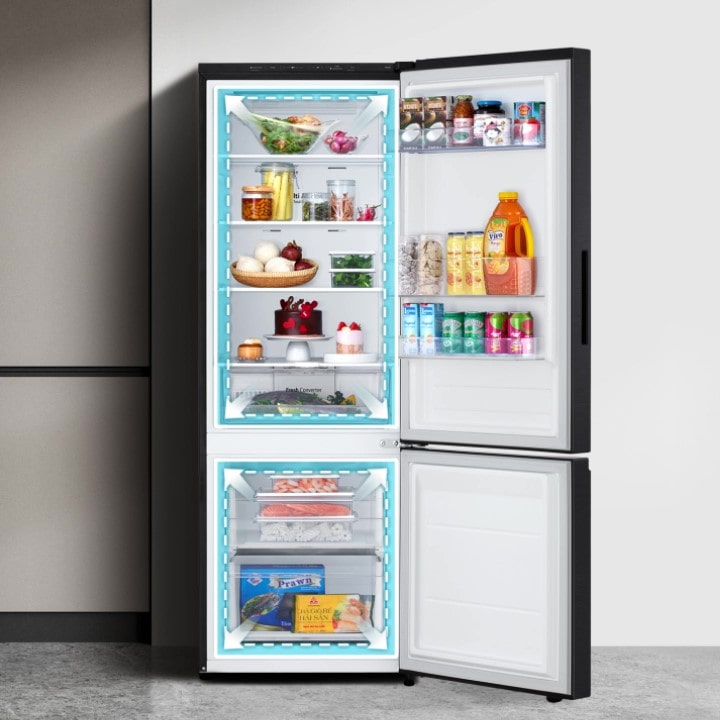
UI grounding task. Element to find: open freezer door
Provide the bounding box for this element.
[400,449,590,700]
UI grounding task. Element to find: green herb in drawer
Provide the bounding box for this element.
[330,270,375,288]
[329,253,374,270]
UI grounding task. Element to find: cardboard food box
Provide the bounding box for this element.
[399,98,423,149]
[239,564,325,630]
[293,594,374,633]
[422,96,450,149]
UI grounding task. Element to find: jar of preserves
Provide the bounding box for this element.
[452,95,474,145]
[241,185,273,221]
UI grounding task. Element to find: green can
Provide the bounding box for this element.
[463,311,486,353]
[441,312,464,354]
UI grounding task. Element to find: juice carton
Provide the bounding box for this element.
[422,96,450,149]
[401,303,419,355]
[419,303,444,355]
[399,98,423,150]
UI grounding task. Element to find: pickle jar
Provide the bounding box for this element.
[301,191,331,221]
[255,162,296,221]
[241,185,273,221]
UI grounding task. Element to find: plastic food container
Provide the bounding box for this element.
[256,162,296,221]
[329,252,374,270]
[258,517,355,543]
[327,179,356,221]
[241,185,273,221]
[329,269,375,288]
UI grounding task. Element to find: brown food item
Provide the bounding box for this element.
[238,339,263,360]
[260,503,351,518]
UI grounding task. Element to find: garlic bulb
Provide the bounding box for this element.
[235,256,264,273]
[264,256,296,273]
[253,241,280,265]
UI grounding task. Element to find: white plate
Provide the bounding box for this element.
[323,352,378,364]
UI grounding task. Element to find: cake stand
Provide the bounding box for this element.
[264,335,329,362]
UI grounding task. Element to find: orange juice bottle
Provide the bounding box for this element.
[483,191,534,294]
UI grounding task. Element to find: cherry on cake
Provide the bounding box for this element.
[274,296,323,336]
[336,321,363,354]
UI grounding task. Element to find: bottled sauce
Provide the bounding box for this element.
[241,185,273,221]
[446,232,466,295]
[452,95,474,146]
[483,191,535,294]
[256,162,296,221]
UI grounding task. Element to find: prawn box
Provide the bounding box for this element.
[293,594,374,633]
[239,564,325,630]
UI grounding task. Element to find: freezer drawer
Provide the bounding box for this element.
[400,449,589,698]
[203,458,399,673]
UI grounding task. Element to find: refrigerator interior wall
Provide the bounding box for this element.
[207,459,399,669]
[206,82,399,430]
[400,450,572,695]
[399,60,573,451]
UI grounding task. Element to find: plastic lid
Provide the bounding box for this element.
[301,191,331,200]
[456,95,473,101]
[327,179,356,187]
[499,191,519,200]
[242,185,273,193]
[476,100,503,108]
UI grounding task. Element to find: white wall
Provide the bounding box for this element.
[151,0,720,645]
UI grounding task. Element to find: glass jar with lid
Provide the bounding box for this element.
[452,95,474,145]
[301,192,331,221]
[327,179,356,221]
[241,185,273,221]
[255,162,296,221]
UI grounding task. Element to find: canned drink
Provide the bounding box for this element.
[463,311,486,353]
[464,231,487,295]
[446,232,466,295]
[441,311,464,354]
[485,311,508,354]
[520,311,535,355]
[508,312,527,354]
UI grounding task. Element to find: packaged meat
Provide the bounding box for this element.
[270,475,339,493]
[259,502,352,518]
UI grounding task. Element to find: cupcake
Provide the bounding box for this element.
[336,322,363,354]
[238,338,263,360]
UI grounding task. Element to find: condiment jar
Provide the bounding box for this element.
[473,101,505,145]
[452,95,474,145]
[301,192,331,222]
[327,179,356,221]
[241,185,273,221]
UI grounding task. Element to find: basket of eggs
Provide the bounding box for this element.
[231,240,317,288]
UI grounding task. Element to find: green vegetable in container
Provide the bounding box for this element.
[331,272,374,288]
[330,254,373,269]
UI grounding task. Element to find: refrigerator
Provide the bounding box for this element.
[198,47,590,702]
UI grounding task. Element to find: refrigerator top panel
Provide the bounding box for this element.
[397,55,589,453]
[202,79,400,432]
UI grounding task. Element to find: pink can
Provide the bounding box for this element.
[485,311,507,354]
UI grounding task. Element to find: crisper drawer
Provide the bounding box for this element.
[212,461,398,660]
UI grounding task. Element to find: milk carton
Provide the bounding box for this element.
[419,303,444,355]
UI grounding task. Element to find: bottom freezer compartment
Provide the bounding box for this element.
[209,459,398,663]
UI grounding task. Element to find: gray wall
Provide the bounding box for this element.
[0,1,149,617]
